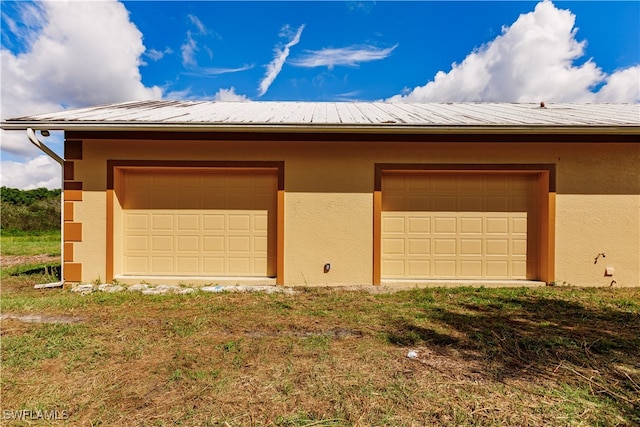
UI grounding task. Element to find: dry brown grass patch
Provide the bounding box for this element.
[1,286,639,425]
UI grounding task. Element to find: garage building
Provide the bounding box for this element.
[2,101,639,287]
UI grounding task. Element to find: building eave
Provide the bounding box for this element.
[2,121,639,135]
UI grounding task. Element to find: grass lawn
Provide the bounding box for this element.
[1,231,61,257]
[1,274,639,426]
[1,231,61,281]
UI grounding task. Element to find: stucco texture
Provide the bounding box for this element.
[71,138,639,287]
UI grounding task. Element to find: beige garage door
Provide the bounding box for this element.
[381,173,538,280]
[121,169,277,277]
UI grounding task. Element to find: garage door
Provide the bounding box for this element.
[381,173,538,280]
[121,169,277,277]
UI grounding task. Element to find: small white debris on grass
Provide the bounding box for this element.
[71,284,95,294]
[407,350,419,359]
[1,314,82,324]
[97,284,125,293]
[70,283,294,295]
[201,285,296,294]
[141,285,194,295]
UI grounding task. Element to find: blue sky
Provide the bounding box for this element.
[124,1,640,101]
[1,0,639,189]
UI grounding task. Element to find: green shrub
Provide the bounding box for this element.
[0,187,61,233]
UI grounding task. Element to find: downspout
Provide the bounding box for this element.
[26,128,65,288]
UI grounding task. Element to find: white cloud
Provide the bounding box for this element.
[213,87,250,102]
[594,66,640,103]
[1,130,64,161]
[181,14,213,68]
[181,31,198,67]
[0,155,61,190]
[195,64,255,76]
[258,24,305,97]
[188,14,207,35]
[1,0,161,116]
[386,0,638,103]
[1,0,162,189]
[291,44,398,69]
[0,2,47,50]
[146,47,173,61]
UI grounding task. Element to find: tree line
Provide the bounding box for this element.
[1,187,61,234]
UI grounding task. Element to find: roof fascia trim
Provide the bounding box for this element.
[2,121,639,135]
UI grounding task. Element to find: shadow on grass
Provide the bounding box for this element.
[385,290,640,422]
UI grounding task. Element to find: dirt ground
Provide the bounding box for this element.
[1,254,60,268]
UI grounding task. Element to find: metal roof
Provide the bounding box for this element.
[2,100,639,134]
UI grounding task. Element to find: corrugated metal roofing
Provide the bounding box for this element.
[2,101,639,133]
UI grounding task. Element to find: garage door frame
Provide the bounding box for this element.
[106,160,285,285]
[373,164,555,285]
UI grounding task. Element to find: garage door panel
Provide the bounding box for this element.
[408,217,430,233]
[152,236,174,251]
[126,214,149,230]
[459,196,483,211]
[381,195,405,211]
[228,236,251,252]
[460,260,482,277]
[381,173,537,280]
[152,215,173,230]
[512,261,527,277]
[122,170,277,277]
[226,195,255,210]
[253,236,268,253]
[511,196,529,211]
[382,259,405,277]
[254,257,268,274]
[512,217,528,234]
[382,216,405,233]
[177,191,203,209]
[125,192,151,209]
[434,260,456,277]
[151,257,174,274]
[383,238,405,255]
[434,217,456,233]
[151,192,175,209]
[434,239,456,255]
[151,174,174,187]
[177,215,199,230]
[228,257,251,274]
[460,217,482,234]
[203,215,225,231]
[433,196,457,211]
[408,260,430,276]
[177,236,199,252]
[460,239,482,255]
[253,215,268,232]
[203,257,224,274]
[203,236,224,252]
[228,214,251,231]
[486,261,509,278]
[512,239,527,256]
[486,239,509,256]
[408,238,429,255]
[177,257,199,273]
[485,217,509,234]
[459,178,483,191]
[486,197,509,211]
[485,178,508,192]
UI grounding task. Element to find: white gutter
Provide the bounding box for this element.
[26,128,65,288]
[3,121,639,135]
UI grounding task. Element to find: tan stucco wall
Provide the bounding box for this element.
[73,138,640,287]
